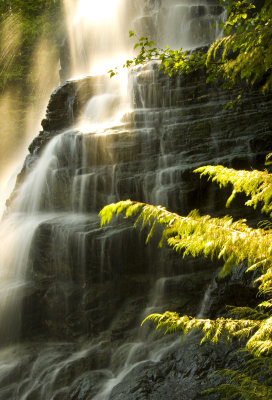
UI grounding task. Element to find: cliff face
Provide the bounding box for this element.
[1,65,272,399]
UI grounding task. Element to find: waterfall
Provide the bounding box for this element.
[0,1,271,399]
[62,0,224,78]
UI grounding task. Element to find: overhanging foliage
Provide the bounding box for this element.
[99,164,272,398]
[109,0,272,106]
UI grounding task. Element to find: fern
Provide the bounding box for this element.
[227,306,270,321]
[99,163,272,398]
[100,200,272,293]
[194,165,272,215]
[141,311,272,357]
[204,369,272,400]
[203,356,272,399]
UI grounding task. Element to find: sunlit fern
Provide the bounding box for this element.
[195,165,272,215]
[141,311,272,357]
[99,199,272,293]
[99,163,272,397]
[203,361,272,400]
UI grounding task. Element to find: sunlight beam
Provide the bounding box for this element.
[75,0,119,24]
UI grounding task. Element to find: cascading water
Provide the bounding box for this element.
[1,1,271,399]
[62,0,224,78]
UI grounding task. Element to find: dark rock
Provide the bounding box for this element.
[109,333,245,400]
[2,60,272,399]
[39,75,107,133]
[208,6,224,16]
[190,5,206,18]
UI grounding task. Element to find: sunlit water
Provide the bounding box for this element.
[0,0,226,398]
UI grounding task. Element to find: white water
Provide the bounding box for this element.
[0,1,225,398]
[0,162,21,218]
[63,0,224,78]
[63,0,225,132]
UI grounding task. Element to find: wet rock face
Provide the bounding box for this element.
[4,64,272,399]
[40,76,103,133]
[109,333,244,400]
[16,66,272,217]
[21,220,155,340]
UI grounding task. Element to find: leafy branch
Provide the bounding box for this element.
[99,162,272,398]
[195,165,272,215]
[109,0,272,105]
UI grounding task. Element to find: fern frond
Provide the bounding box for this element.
[227,306,270,321]
[244,357,272,381]
[194,165,272,215]
[207,36,226,63]
[100,200,272,293]
[100,194,272,361]
[142,311,272,357]
[203,366,272,400]
[258,300,272,310]
[99,199,138,226]
[246,317,272,356]
[265,153,272,166]
[142,312,260,344]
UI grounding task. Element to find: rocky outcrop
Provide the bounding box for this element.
[2,63,272,399]
[40,75,105,133]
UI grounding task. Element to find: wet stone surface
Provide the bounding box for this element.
[2,61,272,399]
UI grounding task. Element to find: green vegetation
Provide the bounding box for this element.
[104,3,272,396]
[99,165,272,398]
[0,0,62,91]
[109,0,272,106]
[0,0,62,172]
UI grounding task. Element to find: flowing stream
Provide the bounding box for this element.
[0,1,257,399]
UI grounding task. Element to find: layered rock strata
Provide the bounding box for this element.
[2,65,272,399]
